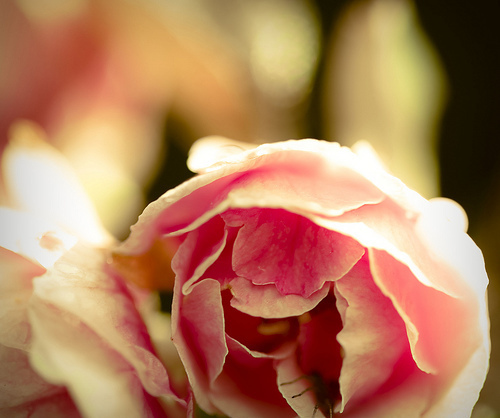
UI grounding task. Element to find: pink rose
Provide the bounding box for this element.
[116,139,489,417]
[0,210,187,417]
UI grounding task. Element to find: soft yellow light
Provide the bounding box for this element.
[244,0,320,106]
[2,121,111,246]
[324,0,448,198]
[16,0,87,24]
[0,207,77,268]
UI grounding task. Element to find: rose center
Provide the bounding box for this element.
[294,292,343,411]
[221,289,300,354]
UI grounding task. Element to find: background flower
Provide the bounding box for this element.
[0,124,187,417]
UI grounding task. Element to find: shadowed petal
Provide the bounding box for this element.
[209,336,295,418]
[334,256,409,412]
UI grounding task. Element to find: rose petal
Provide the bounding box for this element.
[171,278,227,415]
[226,208,364,297]
[368,248,482,375]
[314,192,487,301]
[0,247,44,350]
[209,337,294,418]
[229,277,330,319]
[222,289,300,355]
[423,333,490,418]
[415,197,488,302]
[29,244,181,417]
[343,367,431,418]
[334,256,409,412]
[174,216,230,295]
[202,225,240,285]
[0,344,76,414]
[117,140,385,257]
[29,304,160,417]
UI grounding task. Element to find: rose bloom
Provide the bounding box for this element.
[0,210,188,417]
[115,138,489,417]
[0,132,188,417]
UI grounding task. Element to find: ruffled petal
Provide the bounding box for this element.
[175,216,230,295]
[116,140,385,257]
[334,256,409,412]
[226,208,364,297]
[229,277,330,319]
[29,244,182,417]
[369,248,481,375]
[171,278,227,415]
[222,289,299,355]
[276,354,319,418]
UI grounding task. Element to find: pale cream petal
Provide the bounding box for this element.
[2,121,111,245]
[29,244,182,417]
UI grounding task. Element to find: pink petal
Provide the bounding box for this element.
[172,216,231,295]
[334,255,409,412]
[342,361,431,418]
[209,337,295,418]
[228,277,330,319]
[423,335,490,418]
[369,248,481,376]
[171,278,227,415]
[222,289,300,355]
[116,140,384,257]
[322,193,488,302]
[226,208,364,297]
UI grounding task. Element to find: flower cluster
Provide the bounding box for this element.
[0,137,490,417]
